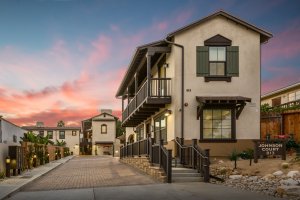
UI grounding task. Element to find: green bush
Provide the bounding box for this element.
[239,149,254,159]
[0,171,5,179]
[286,138,300,151]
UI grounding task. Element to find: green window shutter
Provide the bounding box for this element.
[196,46,209,76]
[226,46,239,77]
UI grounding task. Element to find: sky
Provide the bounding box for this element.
[0,0,299,127]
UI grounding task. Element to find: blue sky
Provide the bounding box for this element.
[0,0,299,126]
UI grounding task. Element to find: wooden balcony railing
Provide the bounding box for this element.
[122,78,171,122]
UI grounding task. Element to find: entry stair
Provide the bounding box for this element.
[171,158,204,183]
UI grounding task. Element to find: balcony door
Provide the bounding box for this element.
[154,115,167,144]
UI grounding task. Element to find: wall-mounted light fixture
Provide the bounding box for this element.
[6,156,10,178]
[164,109,172,117]
[163,63,169,68]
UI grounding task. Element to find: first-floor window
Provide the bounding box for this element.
[154,115,167,144]
[201,107,234,140]
[47,131,53,139]
[59,131,65,139]
[39,130,44,137]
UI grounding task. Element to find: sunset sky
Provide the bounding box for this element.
[0,0,299,126]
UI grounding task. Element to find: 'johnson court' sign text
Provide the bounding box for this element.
[253,140,286,163]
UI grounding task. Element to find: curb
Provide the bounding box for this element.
[0,156,74,200]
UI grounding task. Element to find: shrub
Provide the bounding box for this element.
[0,171,5,179]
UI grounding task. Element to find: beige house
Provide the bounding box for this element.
[261,82,300,107]
[0,116,27,172]
[23,123,81,155]
[81,109,118,156]
[116,10,272,157]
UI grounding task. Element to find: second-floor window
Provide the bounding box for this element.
[39,130,44,137]
[288,91,300,102]
[59,131,65,139]
[72,131,77,136]
[209,47,226,76]
[101,124,107,134]
[47,131,53,139]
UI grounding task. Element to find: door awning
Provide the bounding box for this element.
[196,96,251,119]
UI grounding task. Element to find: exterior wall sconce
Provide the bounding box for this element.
[163,63,169,68]
[6,156,11,178]
[164,110,172,117]
[33,154,37,159]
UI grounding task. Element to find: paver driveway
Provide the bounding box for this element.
[22,156,157,191]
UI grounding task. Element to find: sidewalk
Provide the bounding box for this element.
[0,156,74,200]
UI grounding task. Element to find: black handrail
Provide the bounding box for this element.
[174,137,210,182]
[120,138,172,183]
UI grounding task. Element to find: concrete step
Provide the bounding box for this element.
[172,167,198,173]
[172,172,201,177]
[172,176,204,183]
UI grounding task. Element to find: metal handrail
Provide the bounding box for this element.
[174,138,208,159]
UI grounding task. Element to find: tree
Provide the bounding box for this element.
[57,120,65,127]
[116,120,125,137]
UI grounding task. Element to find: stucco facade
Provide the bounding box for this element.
[81,110,118,156]
[117,11,272,157]
[0,117,27,172]
[22,126,81,155]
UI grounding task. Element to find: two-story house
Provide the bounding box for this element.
[81,109,118,155]
[261,82,300,107]
[116,10,272,157]
[23,123,81,155]
[0,116,27,172]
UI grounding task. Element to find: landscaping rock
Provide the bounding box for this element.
[229,175,242,179]
[273,170,284,176]
[287,170,300,178]
[280,178,299,186]
[262,174,275,181]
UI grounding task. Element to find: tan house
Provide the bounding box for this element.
[116,10,272,157]
[23,123,81,155]
[81,109,118,155]
[261,82,300,107]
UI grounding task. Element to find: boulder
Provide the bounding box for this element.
[229,175,243,179]
[273,170,284,176]
[262,174,275,181]
[287,170,300,178]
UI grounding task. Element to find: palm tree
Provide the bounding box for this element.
[57,120,65,127]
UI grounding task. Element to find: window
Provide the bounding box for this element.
[288,91,300,102]
[201,107,235,141]
[196,35,238,80]
[101,124,107,134]
[13,135,17,143]
[59,131,65,139]
[296,91,300,100]
[209,47,226,76]
[136,126,144,141]
[288,93,295,102]
[47,131,53,139]
[154,115,167,144]
[72,131,77,136]
[39,130,44,137]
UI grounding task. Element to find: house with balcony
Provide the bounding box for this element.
[116,10,272,158]
[261,82,300,142]
[81,109,118,155]
[23,123,81,155]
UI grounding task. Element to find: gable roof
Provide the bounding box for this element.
[167,10,273,43]
[261,81,300,100]
[83,112,118,122]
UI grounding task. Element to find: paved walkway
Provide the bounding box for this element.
[0,156,73,200]
[22,156,157,191]
[7,183,279,200]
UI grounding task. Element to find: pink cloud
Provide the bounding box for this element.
[86,35,111,67]
[262,19,300,62]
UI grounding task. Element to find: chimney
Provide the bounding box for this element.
[36,121,44,127]
[100,109,112,114]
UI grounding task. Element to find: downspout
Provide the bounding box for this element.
[164,38,184,139]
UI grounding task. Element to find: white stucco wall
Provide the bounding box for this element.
[167,15,262,140]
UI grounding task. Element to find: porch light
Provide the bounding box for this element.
[5,156,10,164]
[163,63,169,68]
[33,154,37,159]
[164,110,172,116]
[47,153,50,157]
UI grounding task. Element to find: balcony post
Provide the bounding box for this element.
[127,87,129,118]
[121,95,124,112]
[146,52,153,97]
[135,73,138,108]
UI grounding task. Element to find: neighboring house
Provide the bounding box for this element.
[261,82,300,142]
[0,116,26,172]
[81,109,118,156]
[116,10,272,156]
[261,82,300,107]
[23,123,81,155]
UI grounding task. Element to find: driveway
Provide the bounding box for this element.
[21,155,157,191]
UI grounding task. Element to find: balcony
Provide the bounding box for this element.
[122,78,171,126]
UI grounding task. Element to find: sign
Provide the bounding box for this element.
[253,140,286,163]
